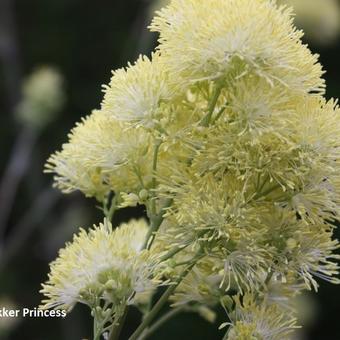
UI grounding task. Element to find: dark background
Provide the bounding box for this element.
[0,0,339,339]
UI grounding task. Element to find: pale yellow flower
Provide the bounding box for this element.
[171,257,223,306]
[45,110,152,201]
[40,219,154,311]
[258,208,340,291]
[150,0,325,93]
[225,294,297,340]
[102,54,174,127]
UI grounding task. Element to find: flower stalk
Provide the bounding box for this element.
[128,250,204,340]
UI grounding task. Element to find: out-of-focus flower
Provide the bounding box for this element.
[280,0,340,45]
[0,298,20,336]
[15,67,64,130]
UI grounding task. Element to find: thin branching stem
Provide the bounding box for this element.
[159,230,208,262]
[212,101,228,123]
[200,82,223,127]
[140,306,185,339]
[128,251,204,340]
[150,139,162,216]
[143,198,173,250]
[109,307,129,340]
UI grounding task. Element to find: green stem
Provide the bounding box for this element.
[128,287,175,340]
[92,299,114,340]
[93,316,99,340]
[109,307,129,340]
[253,183,281,201]
[105,140,168,340]
[142,198,172,250]
[104,193,119,222]
[264,270,273,286]
[140,307,185,339]
[150,140,162,216]
[93,309,103,340]
[128,253,203,340]
[159,245,186,262]
[256,174,269,194]
[200,83,223,127]
[212,102,227,123]
[222,328,231,340]
[155,124,169,136]
[134,165,146,189]
[159,230,207,262]
[106,198,172,339]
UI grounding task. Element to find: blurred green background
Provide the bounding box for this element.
[0,0,339,339]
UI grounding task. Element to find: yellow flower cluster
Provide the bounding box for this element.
[43,0,340,338]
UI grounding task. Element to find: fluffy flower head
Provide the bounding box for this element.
[150,0,324,93]
[45,110,151,200]
[40,219,153,311]
[16,67,64,129]
[225,294,297,340]
[102,54,173,127]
